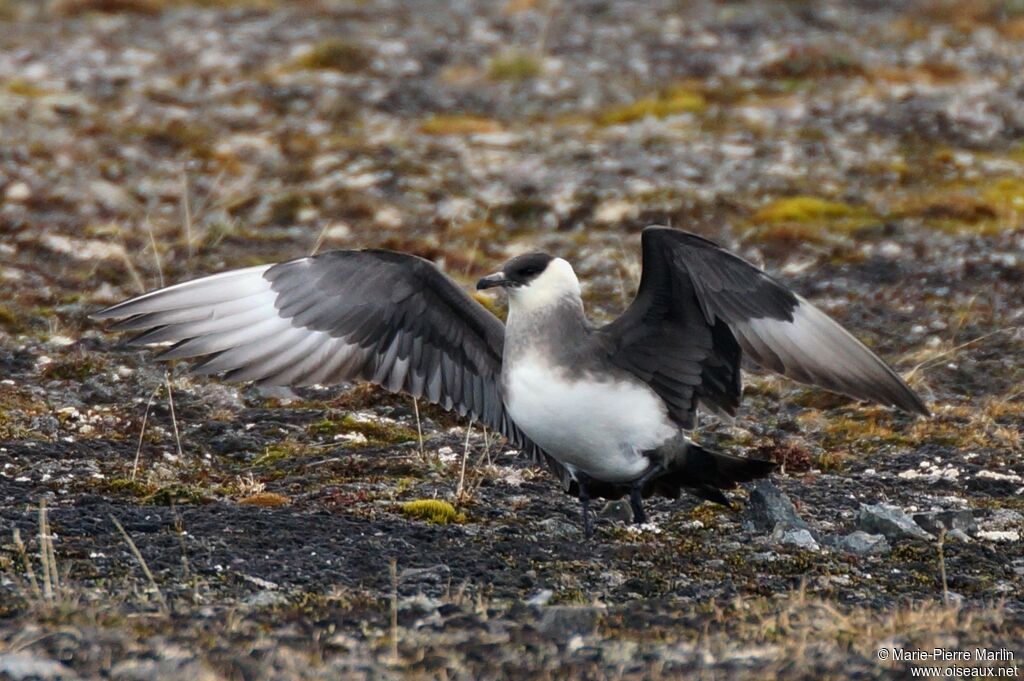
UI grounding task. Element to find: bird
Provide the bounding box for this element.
[93,226,928,537]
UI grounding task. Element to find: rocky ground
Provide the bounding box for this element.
[0,0,1023,678]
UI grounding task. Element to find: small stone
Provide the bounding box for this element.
[539,517,579,538]
[537,606,602,637]
[745,479,811,532]
[977,530,1020,542]
[0,652,77,680]
[772,526,819,550]
[4,181,31,203]
[857,503,933,541]
[982,509,1024,532]
[90,179,138,215]
[946,529,972,543]
[913,510,978,536]
[244,591,288,608]
[599,499,633,523]
[109,657,220,681]
[838,530,890,555]
[527,589,554,606]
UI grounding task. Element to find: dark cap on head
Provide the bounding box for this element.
[477,253,553,290]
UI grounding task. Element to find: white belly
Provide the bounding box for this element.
[504,354,677,483]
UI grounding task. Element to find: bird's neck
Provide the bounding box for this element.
[504,294,589,363]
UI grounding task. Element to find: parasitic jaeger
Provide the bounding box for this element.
[93,227,928,536]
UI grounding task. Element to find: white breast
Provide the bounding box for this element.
[504,353,677,483]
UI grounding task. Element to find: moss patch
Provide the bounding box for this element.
[488,49,542,81]
[41,356,107,382]
[401,499,465,524]
[760,45,863,80]
[106,478,151,498]
[252,442,307,467]
[596,87,706,126]
[420,115,504,136]
[290,39,370,73]
[307,414,418,447]
[754,196,867,223]
[0,306,24,334]
[238,492,289,507]
[749,196,877,242]
[893,177,1024,235]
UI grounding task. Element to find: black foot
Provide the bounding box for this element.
[579,484,593,539]
[629,487,647,525]
[629,462,666,526]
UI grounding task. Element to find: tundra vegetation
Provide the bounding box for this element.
[0,0,1021,678]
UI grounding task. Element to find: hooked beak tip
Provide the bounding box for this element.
[476,273,507,290]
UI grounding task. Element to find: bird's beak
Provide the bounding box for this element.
[476,272,510,290]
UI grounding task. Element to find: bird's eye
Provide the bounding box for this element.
[520,267,540,276]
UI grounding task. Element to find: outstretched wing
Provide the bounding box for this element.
[93,249,558,469]
[600,227,928,429]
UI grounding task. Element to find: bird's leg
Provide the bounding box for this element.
[628,462,667,526]
[576,477,593,539]
[629,487,647,526]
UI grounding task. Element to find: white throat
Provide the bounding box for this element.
[507,258,581,314]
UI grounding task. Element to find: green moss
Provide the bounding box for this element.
[401,499,465,524]
[819,414,910,452]
[761,48,862,80]
[981,177,1024,212]
[307,415,418,447]
[107,478,151,498]
[252,442,305,467]
[125,119,215,158]
[688,503,725,527]
[814,451,846,473]
[749,196,877,242]
[420,114,503,136]
[893,177,1024,235]
[488,49,542,81]
[4,79,53,98]
[753,196,867,223]
[0,306,23,334]
[291,39,370,73]
[42,356,106,382]
[597,87,706,126]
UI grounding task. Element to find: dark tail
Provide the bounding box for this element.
[647,442,776,505]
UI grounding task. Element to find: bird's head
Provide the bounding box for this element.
[476,253,581,311]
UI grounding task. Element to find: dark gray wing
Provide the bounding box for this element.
[600,227,928,428]
[93,249,560,472]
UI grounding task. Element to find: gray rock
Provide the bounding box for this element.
[0,652,77,680]
[746,479,811,533]
[109,657,220,681]
[838,530,890,555]
[539,517,579,538]
[913,510,978,536]
[772,526,819,551]
[858,503,933,541]
[244,590,289,608]
[537,605,602,637]
[599,499,633,523]
[981,509,1024,531]
[527,589,554,606]
[947,529,973,543]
